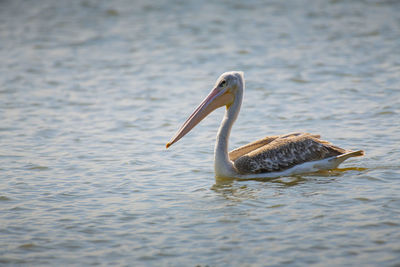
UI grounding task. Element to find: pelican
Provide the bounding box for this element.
[166,71,364,179]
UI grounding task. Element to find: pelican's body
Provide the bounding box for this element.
[166,71,364,179]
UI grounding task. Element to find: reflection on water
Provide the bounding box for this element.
[211,168,361,202]
[214,174,306,187]
[211,182,260,202]
[214,167,368,186]
[1,0,400,265]
[212,175,308,202]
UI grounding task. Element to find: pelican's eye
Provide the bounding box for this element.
[219,80,226,87]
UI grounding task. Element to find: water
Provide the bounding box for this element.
[1,0,400,265]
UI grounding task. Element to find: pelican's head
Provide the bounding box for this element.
[166,71,244,148]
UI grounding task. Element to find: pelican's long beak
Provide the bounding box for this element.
[166,87,234,148]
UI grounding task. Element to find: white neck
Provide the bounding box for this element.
[214,87,243,177]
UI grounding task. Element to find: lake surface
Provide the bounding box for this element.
[1,0,400,265]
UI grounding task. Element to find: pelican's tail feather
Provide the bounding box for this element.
[327,150,364,169]
[340,150,365,158]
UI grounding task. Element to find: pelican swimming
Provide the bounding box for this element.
[166,71,364,179]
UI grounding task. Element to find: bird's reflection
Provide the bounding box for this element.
[211,167,367,201]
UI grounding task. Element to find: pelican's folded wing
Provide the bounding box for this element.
[229,135,280,161]
[229,132,320,161]
[233,133,346,174]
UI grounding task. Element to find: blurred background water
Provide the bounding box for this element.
[1,0,400,265]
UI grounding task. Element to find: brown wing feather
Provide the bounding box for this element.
[229,135,280,161]
[228,132,318,161]
[233,133,346,174]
